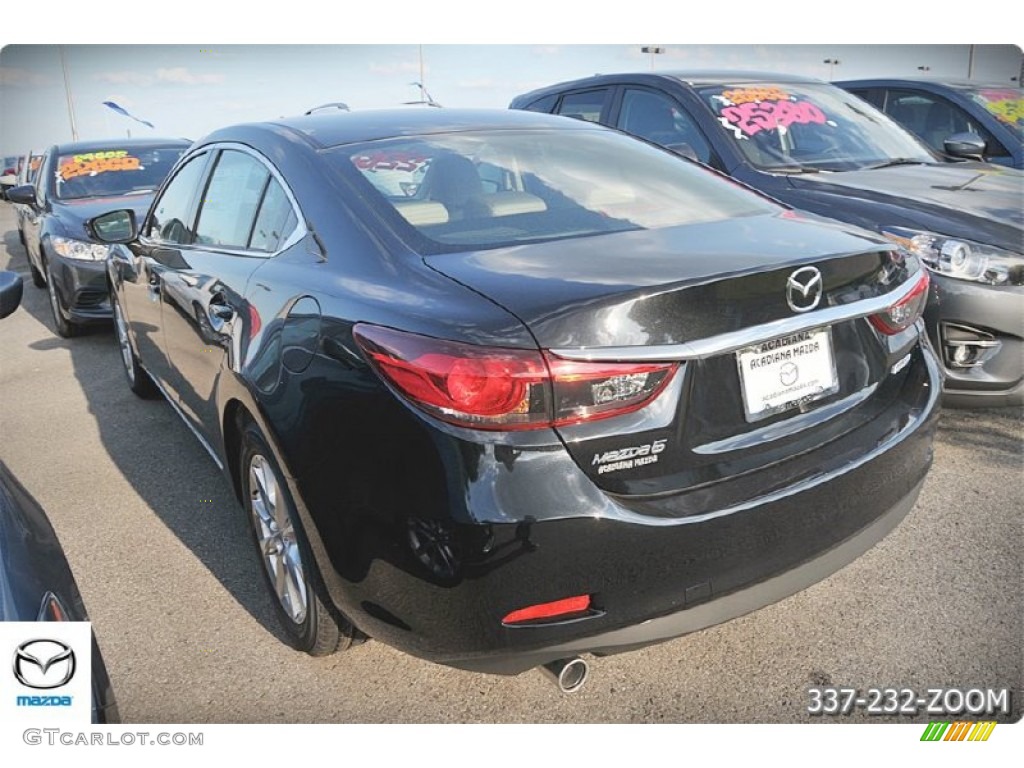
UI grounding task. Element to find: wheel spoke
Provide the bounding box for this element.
[248,451,308,624]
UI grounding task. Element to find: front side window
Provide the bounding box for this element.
[698,82,935,171]
[882,89,1005,158]
[194,150,270,249]
[617,88,713,164]
[333,127,777,253]
[54,145,186,200]
[148,153,209,245]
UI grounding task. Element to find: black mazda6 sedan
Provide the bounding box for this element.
[7,138,189,337]
[90,109,940,688]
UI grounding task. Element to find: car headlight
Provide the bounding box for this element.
[881,227,1023,286]
[50,236,109,262]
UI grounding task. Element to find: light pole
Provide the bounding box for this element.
[58,45,79,141]
[823,58,840,80]
[641,46,665,71]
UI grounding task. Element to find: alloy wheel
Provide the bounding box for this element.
[248,454,308,624]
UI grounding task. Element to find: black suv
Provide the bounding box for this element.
[512,71,1024,406]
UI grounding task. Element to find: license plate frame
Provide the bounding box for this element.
[735,327,839,423]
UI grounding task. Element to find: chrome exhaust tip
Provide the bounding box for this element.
[541,656,589,694]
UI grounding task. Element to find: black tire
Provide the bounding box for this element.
[111,291,158,398]
[44,256,79,338]
[239,419,354,656]
[29,260,45,288]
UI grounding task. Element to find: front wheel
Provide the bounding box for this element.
[44,257,78,338]
[112,292,157,398]
[29,259,45,288]
[240,419,355,656]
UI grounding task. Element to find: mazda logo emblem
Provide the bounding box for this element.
[786,266,823,313]
[12,639,76,689]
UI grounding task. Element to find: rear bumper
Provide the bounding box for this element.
[452,475,926,674]
[317,343,940,674]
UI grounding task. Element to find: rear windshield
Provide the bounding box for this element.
[55,145,186,200]
[698,82,935,171]
[960,86,1023,139]
[328,128,777,253]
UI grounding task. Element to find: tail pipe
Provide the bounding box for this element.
[540,656,589,694]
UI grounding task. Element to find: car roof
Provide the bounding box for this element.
[512,70,828,104]
[51,137,192,155]
[220,108,601,150]
[659,70,825,86]
[836,77,1019,90]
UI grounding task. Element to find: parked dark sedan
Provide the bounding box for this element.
[13,149,44,247]
[6,138,189,337]
[0,270,120,723]
[837,78,1023,169]
[91,108,939,690]
[511,71,1024,406]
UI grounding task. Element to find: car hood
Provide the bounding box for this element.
[51,193,155,241]
[784,163,1023,250]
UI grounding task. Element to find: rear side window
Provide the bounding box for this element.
[249,179,298,252]
[521,94,558,113]
[195,150,270,249]
[555,89,610,123]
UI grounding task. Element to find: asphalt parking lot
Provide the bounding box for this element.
[0,202,1020,724]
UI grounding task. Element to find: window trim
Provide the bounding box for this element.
[147,142,306,259]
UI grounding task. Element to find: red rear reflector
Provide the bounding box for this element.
[502,595,591,625]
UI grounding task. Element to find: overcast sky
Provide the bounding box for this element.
[2,43,1021,153]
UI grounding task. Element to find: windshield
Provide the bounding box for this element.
[55,145,186,200]
[959,86,1023,140]
[330,128,777,253]
[698,82,935,172]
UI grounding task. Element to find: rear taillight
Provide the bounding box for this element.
[869,272,930,335]
[353,325,676,431]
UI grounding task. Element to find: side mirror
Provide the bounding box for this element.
[6,184,38,206]
[943,132,987,161]
[87,209,138,244]
[0,271,24,319]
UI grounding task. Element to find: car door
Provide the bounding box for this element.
[20,150,51,272]
[118,151,213,389]
[159,146,298,445]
